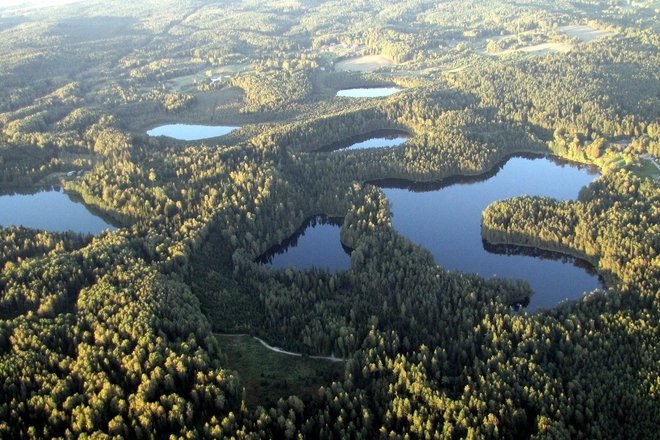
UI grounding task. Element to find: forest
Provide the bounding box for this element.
[0,0,658,438]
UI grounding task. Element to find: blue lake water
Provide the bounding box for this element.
[316,130,409,152]
[336,87,400,98]
[256,216,351,272]
[0,188,116,234]
[340,136,407,151]
[254,155,602,310]
[378,155,601,311]
[146,124,238,141]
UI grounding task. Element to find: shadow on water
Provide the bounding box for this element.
[314,129,410,153]
[482,241,597,274]
[256,215,351,268]
[0,185,119,234]
[368,153,598,192]
[371,153,602,311]
[253,153,603,310]
[483,240,603,284]
[509,296,530,311]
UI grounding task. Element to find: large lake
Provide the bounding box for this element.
[254,155,601,310]
[256,215,351,272]
[336,87,400,98]
[316,130,409,152]
[0,188,116,234]
[377,155,601,311]
[146,124,238,141]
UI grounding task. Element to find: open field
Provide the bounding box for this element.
[630,159,660,180]
[194,87,245,115]
[167,64,251,92]
[561,25,613,42]
[477,30,573,57]
[482,24,612,58]
[496,41,572,56]
[636,154,660,179]
[215,334,343,407]
[131,87,246,132]
[334,54,395,72]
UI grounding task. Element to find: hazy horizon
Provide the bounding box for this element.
[0,0,85,9]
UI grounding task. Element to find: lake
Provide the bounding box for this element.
[146,124,239,141]
[377,155,601,311]
[256,215,351,272]
[336,87,400,98]
[316,130,409,152]
[254,155,602,310]
[0,188,116,234]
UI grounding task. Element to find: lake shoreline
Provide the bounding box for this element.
[313,128,410,152]
[377,153,601,311]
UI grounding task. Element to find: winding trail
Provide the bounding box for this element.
[641,154,660,175]
[217,333,344,362]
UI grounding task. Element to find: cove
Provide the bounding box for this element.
[336,87,400,98]
[0,188,116,234]
[146,124,238,141]
[256,215,351,272]
[316,129,409,152]
[375,155,602,311]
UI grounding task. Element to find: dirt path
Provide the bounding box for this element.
[641,154,660,176]
[216,333,344,362]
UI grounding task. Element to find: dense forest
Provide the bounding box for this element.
[0,0,658,438]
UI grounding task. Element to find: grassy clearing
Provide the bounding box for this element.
[194,87,244,113]
[131,88,246,132]
[167,64,251,92]
[497,42,572,56]
[482,24,612,58]
[560,25,613,42]
[215,334,343,408]
[167,73,204,92]
[334,54,395,72]
[632,158,660,180]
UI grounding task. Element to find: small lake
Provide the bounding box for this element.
[146,124,238,141]
[377,155,601,311]
[336,87,400,98]
[0,188,116,234]
[316,130,409,152]
[256,215,351,272]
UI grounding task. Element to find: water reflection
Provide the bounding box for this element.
[377,155,602,311]
[0,187,117,234]
[256,215,351,272]
[146,124,238,141]
[315,129,409,152]
[336,87,400,98]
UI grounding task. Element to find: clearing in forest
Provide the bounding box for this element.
[497,42,572,56]
[560,25,613,42]
[334,54,395,72]
[167,64,250,92]
[215,334,343,407]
